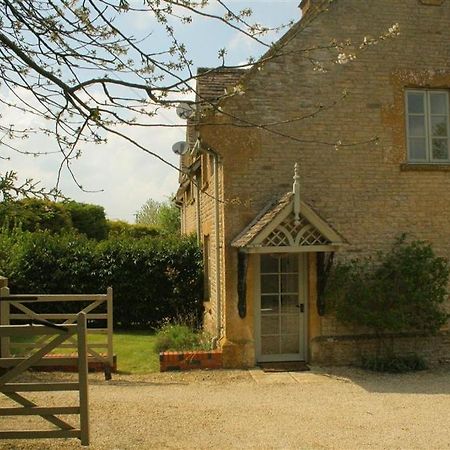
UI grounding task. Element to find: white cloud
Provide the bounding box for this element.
[1,89,184,222]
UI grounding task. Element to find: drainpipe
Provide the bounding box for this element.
[190,139,202,245]
[195,181,201,245]
[203,146,222,348]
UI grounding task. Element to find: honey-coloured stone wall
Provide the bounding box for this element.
[182,0,450,367]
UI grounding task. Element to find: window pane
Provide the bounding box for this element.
[408,116,426,137]
[261,295,279,314]
[281,295,299,313]
[261,275,278,294]
[430,93,448,115]
[280,254,298,273]
[281,315,299,333]
[281,334,300,354]
[261,316,279,335]
[431,116,448,137]
[261,336,279,354]
[432,139,449,160]
[407,92,425,114]
[260,255,278,274]
[280,274,298,293]
[409,138,427,160]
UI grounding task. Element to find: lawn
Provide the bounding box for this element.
[10,331,160,374]
[112,331,159,374]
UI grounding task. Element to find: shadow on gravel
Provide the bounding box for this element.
[316,365,450,395]
[103,380,189,387]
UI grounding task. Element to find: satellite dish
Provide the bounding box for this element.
[176,102,196,119]
[172,141,189,155]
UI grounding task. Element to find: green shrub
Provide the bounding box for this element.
[0,198,72,233]
[3,230,98,314]
[154,321,212,353]
[0,228,19,277]
[0,199,109,240]
[107,220,160,239]
[65,201,108,240]
[326,237,449,336]
[325,236,449,363]
[0,229,203,329]
[362,354,427,373]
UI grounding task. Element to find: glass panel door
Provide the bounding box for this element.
[259,254,305,361]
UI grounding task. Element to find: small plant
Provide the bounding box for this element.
[362,354,427,373]
[154,318,212,353]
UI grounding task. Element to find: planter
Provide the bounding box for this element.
[159,350,222,372]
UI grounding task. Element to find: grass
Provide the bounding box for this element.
[113,331,159,374]
[10,330,160,374]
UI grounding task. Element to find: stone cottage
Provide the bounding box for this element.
[176,0,450,368]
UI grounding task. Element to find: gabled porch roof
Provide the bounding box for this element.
[231,192,344,254]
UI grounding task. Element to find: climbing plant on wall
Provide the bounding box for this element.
[324,236,449,355]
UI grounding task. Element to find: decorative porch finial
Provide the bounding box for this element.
[293,162,301,225]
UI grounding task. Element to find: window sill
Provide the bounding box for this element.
[400,163,450,172]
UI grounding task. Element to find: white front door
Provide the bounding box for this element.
[256,253,307,362]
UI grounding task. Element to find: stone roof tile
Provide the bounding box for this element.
[232,192,293,248]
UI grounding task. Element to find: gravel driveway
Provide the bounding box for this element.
[0,366,449,449]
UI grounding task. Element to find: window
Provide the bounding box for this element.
[406,90,450,163]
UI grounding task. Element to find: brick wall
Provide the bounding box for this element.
[160,350,223,371]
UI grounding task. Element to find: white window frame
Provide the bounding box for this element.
[405,89,450,163]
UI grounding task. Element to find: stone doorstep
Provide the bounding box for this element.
[30,353,117,373]
[160,350,223,372]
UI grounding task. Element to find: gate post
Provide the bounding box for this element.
[0,279,10,358]
[107,286,113,369]
[77,312,90,446]
[0,276,7,288]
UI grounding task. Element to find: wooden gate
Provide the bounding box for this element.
[0,282,113,374]
[0,312,90,445]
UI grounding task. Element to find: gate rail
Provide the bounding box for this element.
[0,280,113,372]
[0,313,90,446]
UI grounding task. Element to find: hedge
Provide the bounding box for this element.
[0,199,162,241]
[107,220,161,239]
[0,198,72,233]
[64,201,109,240]
[0,230,203,329]
[0,198,109,240]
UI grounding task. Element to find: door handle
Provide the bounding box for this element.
[296,304,304,313]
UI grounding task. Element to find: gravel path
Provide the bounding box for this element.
[0,366,449,449]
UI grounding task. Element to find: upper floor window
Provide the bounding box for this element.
[406,90,450,163]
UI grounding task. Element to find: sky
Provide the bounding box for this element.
[1,1,301,222]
